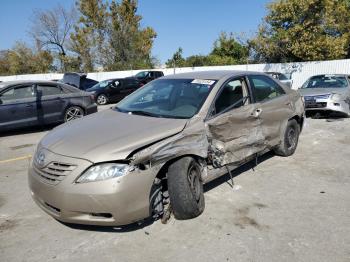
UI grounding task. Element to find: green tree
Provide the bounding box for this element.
[165,47,186,68]
[71,0,156,71]
[1,42,53,75]
[185,55,209,67]
[165,33,249,68]
[250,0,350,62]
[70,0,106,72]
[0,50,10,76]
[210,32,249,64]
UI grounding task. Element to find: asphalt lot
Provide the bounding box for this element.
[0,107,349,262]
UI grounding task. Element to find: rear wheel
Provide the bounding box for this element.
[167,157,205,220]
[64,106,84,122]
[274,119,300,156]
[96,94,108,105]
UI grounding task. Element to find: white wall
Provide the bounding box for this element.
[1,59,350,89]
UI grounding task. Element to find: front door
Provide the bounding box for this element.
[0,84,37,130]
[205,76,266,167]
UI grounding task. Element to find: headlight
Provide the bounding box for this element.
[76,163,128,183]
[331,93,342,101]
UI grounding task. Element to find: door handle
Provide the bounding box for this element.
[251,108,263,118]
[25,104,34,108]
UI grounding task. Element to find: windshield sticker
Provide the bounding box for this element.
[191,79,215,85]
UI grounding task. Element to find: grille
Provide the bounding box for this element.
[305,102,327,108]
[304,94,331,101]
[34,162,76,185]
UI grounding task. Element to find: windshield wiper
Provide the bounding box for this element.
[128,110,160,118]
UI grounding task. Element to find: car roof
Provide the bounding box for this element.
[310,74,350,77]
[0,80,76,92]
[162,70,263,80]
[265,72,284,75]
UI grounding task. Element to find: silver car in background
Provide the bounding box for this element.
[299,74,350,117]
[265,72,293,88]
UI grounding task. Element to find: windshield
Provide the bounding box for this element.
[302,75,349,89]
[89,80,113,90]
[115,78,216,119]
[135,71,148,78]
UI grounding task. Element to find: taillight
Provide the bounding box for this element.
[90,94,95,101]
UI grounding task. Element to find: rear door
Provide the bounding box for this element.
[205,76,266,167]
[247,75,294,146]
[0,84,37,129]
[119,79,138,99]
[36,84,67,124]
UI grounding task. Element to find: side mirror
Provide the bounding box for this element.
[0,98,3,105]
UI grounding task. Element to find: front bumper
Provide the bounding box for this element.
[304,98,350,115]
[28,149,158,226]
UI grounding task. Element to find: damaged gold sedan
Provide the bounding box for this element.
[28,71,305,226]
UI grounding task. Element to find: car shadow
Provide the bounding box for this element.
[305,111,348,120]
[60,151,275,233]
[58,217,156,233]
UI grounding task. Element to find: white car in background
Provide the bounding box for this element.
[265,72,293,88]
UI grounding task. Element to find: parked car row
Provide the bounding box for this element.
[2,70,350,132]
[0,70,165,132]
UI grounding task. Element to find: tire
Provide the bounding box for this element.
[167,157,205,220]
[64,106,84,122]
[96,94,108,105]
[274,119,300,156]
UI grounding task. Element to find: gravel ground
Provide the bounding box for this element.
[0,112,349,262]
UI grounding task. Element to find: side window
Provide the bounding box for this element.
[213,78,249,115]
[249,75,285,102]
[0,85,35,101]
[112,80,120,88]
[37,85,63,96]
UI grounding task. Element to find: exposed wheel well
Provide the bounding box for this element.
[289,115,304,131]
[149,155,204,214]
[154,154,204,181]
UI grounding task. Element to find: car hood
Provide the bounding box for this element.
[298,88,349,96]
[40,109,188,163]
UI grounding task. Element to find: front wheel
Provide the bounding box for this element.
[64,106,84,122]
[167,157,205,220]
[274,119,300,156]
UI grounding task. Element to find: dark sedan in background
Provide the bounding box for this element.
[87,78,142,105]
[0,80,97,131]
[129,70,164,85]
